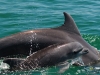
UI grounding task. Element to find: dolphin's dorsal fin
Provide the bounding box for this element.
[56,12,81,36]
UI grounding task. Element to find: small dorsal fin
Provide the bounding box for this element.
[56,12,81,36]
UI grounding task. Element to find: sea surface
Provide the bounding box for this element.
[0,0,100,75]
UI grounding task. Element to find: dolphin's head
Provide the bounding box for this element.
[65,42,89,59]
[54,42,89,66]
[57,42,89,73]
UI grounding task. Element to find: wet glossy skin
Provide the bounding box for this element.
[0,12,100,66]
[3,42,88,71]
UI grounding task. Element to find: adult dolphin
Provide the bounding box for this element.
[3,42,88,71]
[0,12,100,66]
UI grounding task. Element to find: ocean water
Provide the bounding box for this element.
[0,0,100,75]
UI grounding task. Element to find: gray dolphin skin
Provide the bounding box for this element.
[1,12,100,70]
[3,42,88,71]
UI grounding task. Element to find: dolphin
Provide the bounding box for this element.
[0,12,100,66]
[3,42,88,71]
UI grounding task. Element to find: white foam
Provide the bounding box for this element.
[0,62,9,70]
[94,67,100,70]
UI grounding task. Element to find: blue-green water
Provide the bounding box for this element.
[0,0,100,75]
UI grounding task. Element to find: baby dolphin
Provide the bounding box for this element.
[3,42,88,71]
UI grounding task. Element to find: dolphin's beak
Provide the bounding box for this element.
[79,49,89,55]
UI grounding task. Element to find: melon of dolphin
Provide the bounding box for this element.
[0,12,100,66]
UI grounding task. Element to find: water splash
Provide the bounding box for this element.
[29,39,33,55]
[0,60,9,70]
[94,67,100,70]
[82,63,100,75]
[58,57,84,73]
[29,32,37,55]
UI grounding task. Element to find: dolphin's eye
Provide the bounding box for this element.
[73,50,78,54]
[73,48,83,54]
